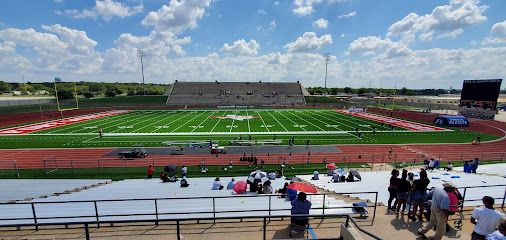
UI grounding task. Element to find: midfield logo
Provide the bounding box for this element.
[210,115,260,121]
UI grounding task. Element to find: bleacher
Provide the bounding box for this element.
[165,81,306,106]
[0,176,354,225]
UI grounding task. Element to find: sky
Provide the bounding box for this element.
[0,0,505,89]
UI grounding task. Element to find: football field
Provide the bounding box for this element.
[0,109,496,148]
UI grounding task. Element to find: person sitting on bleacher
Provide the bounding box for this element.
[312,170,319,180]
[263,181,273,194]
[332,172,341,182]
[212,177,223,190]
[286,181,297,201]
[291,192,312,226]
[160,172,169,182]
[168,174,178,182]
[346,174,355,182]
[180,176,189,187]
[444,162,454,171]
[227,178,235,189]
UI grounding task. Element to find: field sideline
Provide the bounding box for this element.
[0,109,499,148]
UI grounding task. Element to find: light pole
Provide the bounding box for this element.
[324,53,331,96]
[137,50,146,96]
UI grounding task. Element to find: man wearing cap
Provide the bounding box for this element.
[418,182,456,240]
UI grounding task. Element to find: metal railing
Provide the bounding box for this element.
[0,192,378,227]
[0,213,382,240]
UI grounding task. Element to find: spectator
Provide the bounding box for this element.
[263,181,273,194]
[291,192,312,226]
[471,196,505,240]
[346,174,355,182]
[409,169,430,222]
[286,181,297,201]
[473,158,480,173]
[407,172,415,185]
[160,172,168,182]
[147,165,154,179]
[227,178,235,190]
[278,182,289,197]
[181,165,187,177]
[444,162,454,171]
[396,169,411,215]
[387,169,399,214]
[418,182,456,240]
[212,177,223,190]
[428,158,436,171]
[486,217,506,240]
[168,174,178,182]
[312,170,319,180]
[180,176,189,187]
[256,182,263,194]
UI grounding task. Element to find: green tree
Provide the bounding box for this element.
[55,89,74,99]
[83,92,94,98]
[105,89,116,97]
[0,81,12,92]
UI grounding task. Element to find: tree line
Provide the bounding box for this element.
[0,81,170,99]
[306,87,462,96]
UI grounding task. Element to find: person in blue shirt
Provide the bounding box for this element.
[291,192,312,226]
[212,177,223,190]
[227,178,235,190]
[418,182,456,240]
[286,181,297,201]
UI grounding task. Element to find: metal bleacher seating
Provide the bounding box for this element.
[0,177,354,225]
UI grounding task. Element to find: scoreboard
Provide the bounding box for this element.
[460,79,502,110]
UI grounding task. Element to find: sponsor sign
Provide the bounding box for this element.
[210,115,259,121]
[0,110,132,135]
[434,116,469,127]
[334,110,450,131]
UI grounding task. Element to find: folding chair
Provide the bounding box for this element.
[289,219,309,238]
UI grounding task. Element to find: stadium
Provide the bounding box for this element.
[0,80,505,240]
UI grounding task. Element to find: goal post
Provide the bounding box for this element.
[54,77,79,117]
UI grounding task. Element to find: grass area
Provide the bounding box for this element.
[0,109,499,148]
[304,96,348,104]
[80,95,167,104]
[1,162,369,180]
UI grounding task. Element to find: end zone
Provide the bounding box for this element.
[0,110,132,135]
[334,110,451,131]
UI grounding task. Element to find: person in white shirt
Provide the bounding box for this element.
[312,170,319,180]
[181,165,187,177]
[471,196,505,240]
[428,159,435,171]
[486,217,506,240]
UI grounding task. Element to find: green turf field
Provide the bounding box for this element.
[0,109,499,148]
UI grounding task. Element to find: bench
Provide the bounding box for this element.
[256,140,283,145]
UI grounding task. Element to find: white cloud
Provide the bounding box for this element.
[258,9,267,15]
[267,52,283,64]
[142,0,212,33]
[347,36,393,55]
[292,0,322,16]
[220,39,260,56]
[387,0,487,42]
[313,18,328,29]
[0,26,102,73]
[340,34,345,38]
[483,20,506,44]
[64,0,143,21]
[284,32,332,53]
[54,0,64,3]
[273,1,280,6]
[338,11,356,19]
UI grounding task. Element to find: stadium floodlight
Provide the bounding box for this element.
[137,49,146,96]
[324,53,331,96]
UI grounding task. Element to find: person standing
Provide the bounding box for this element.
[306,138,310,148]
[471,196,505,240]
[181,165,187,178]
[418,182,456,240]
[396,169,411,215]
[387,169,399,214]
[410,169,430,221]
[147,164,154,179]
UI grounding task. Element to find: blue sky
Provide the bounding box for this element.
[0,0,505,89]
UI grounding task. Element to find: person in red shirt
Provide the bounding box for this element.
[147,165,154,179]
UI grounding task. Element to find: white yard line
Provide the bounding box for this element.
[278,111,306,131]
[191,111,217,133]
[210,111,227,132]
[319,111,369,130]
[49,111,140,134]
[229,118,236,132]
[284,111,325,131]
[246,110,251,132]
[255,111,270,132]
[266,111,289,132]
[171,111,208,133]
[150,112,188,133]
[325,111,377,130]
[133,111,178,133]
[109,112,157,133]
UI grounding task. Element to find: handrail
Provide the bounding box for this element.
[0,192,379,227]
[0,213,383,240]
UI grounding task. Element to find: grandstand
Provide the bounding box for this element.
[165,81,307,106]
